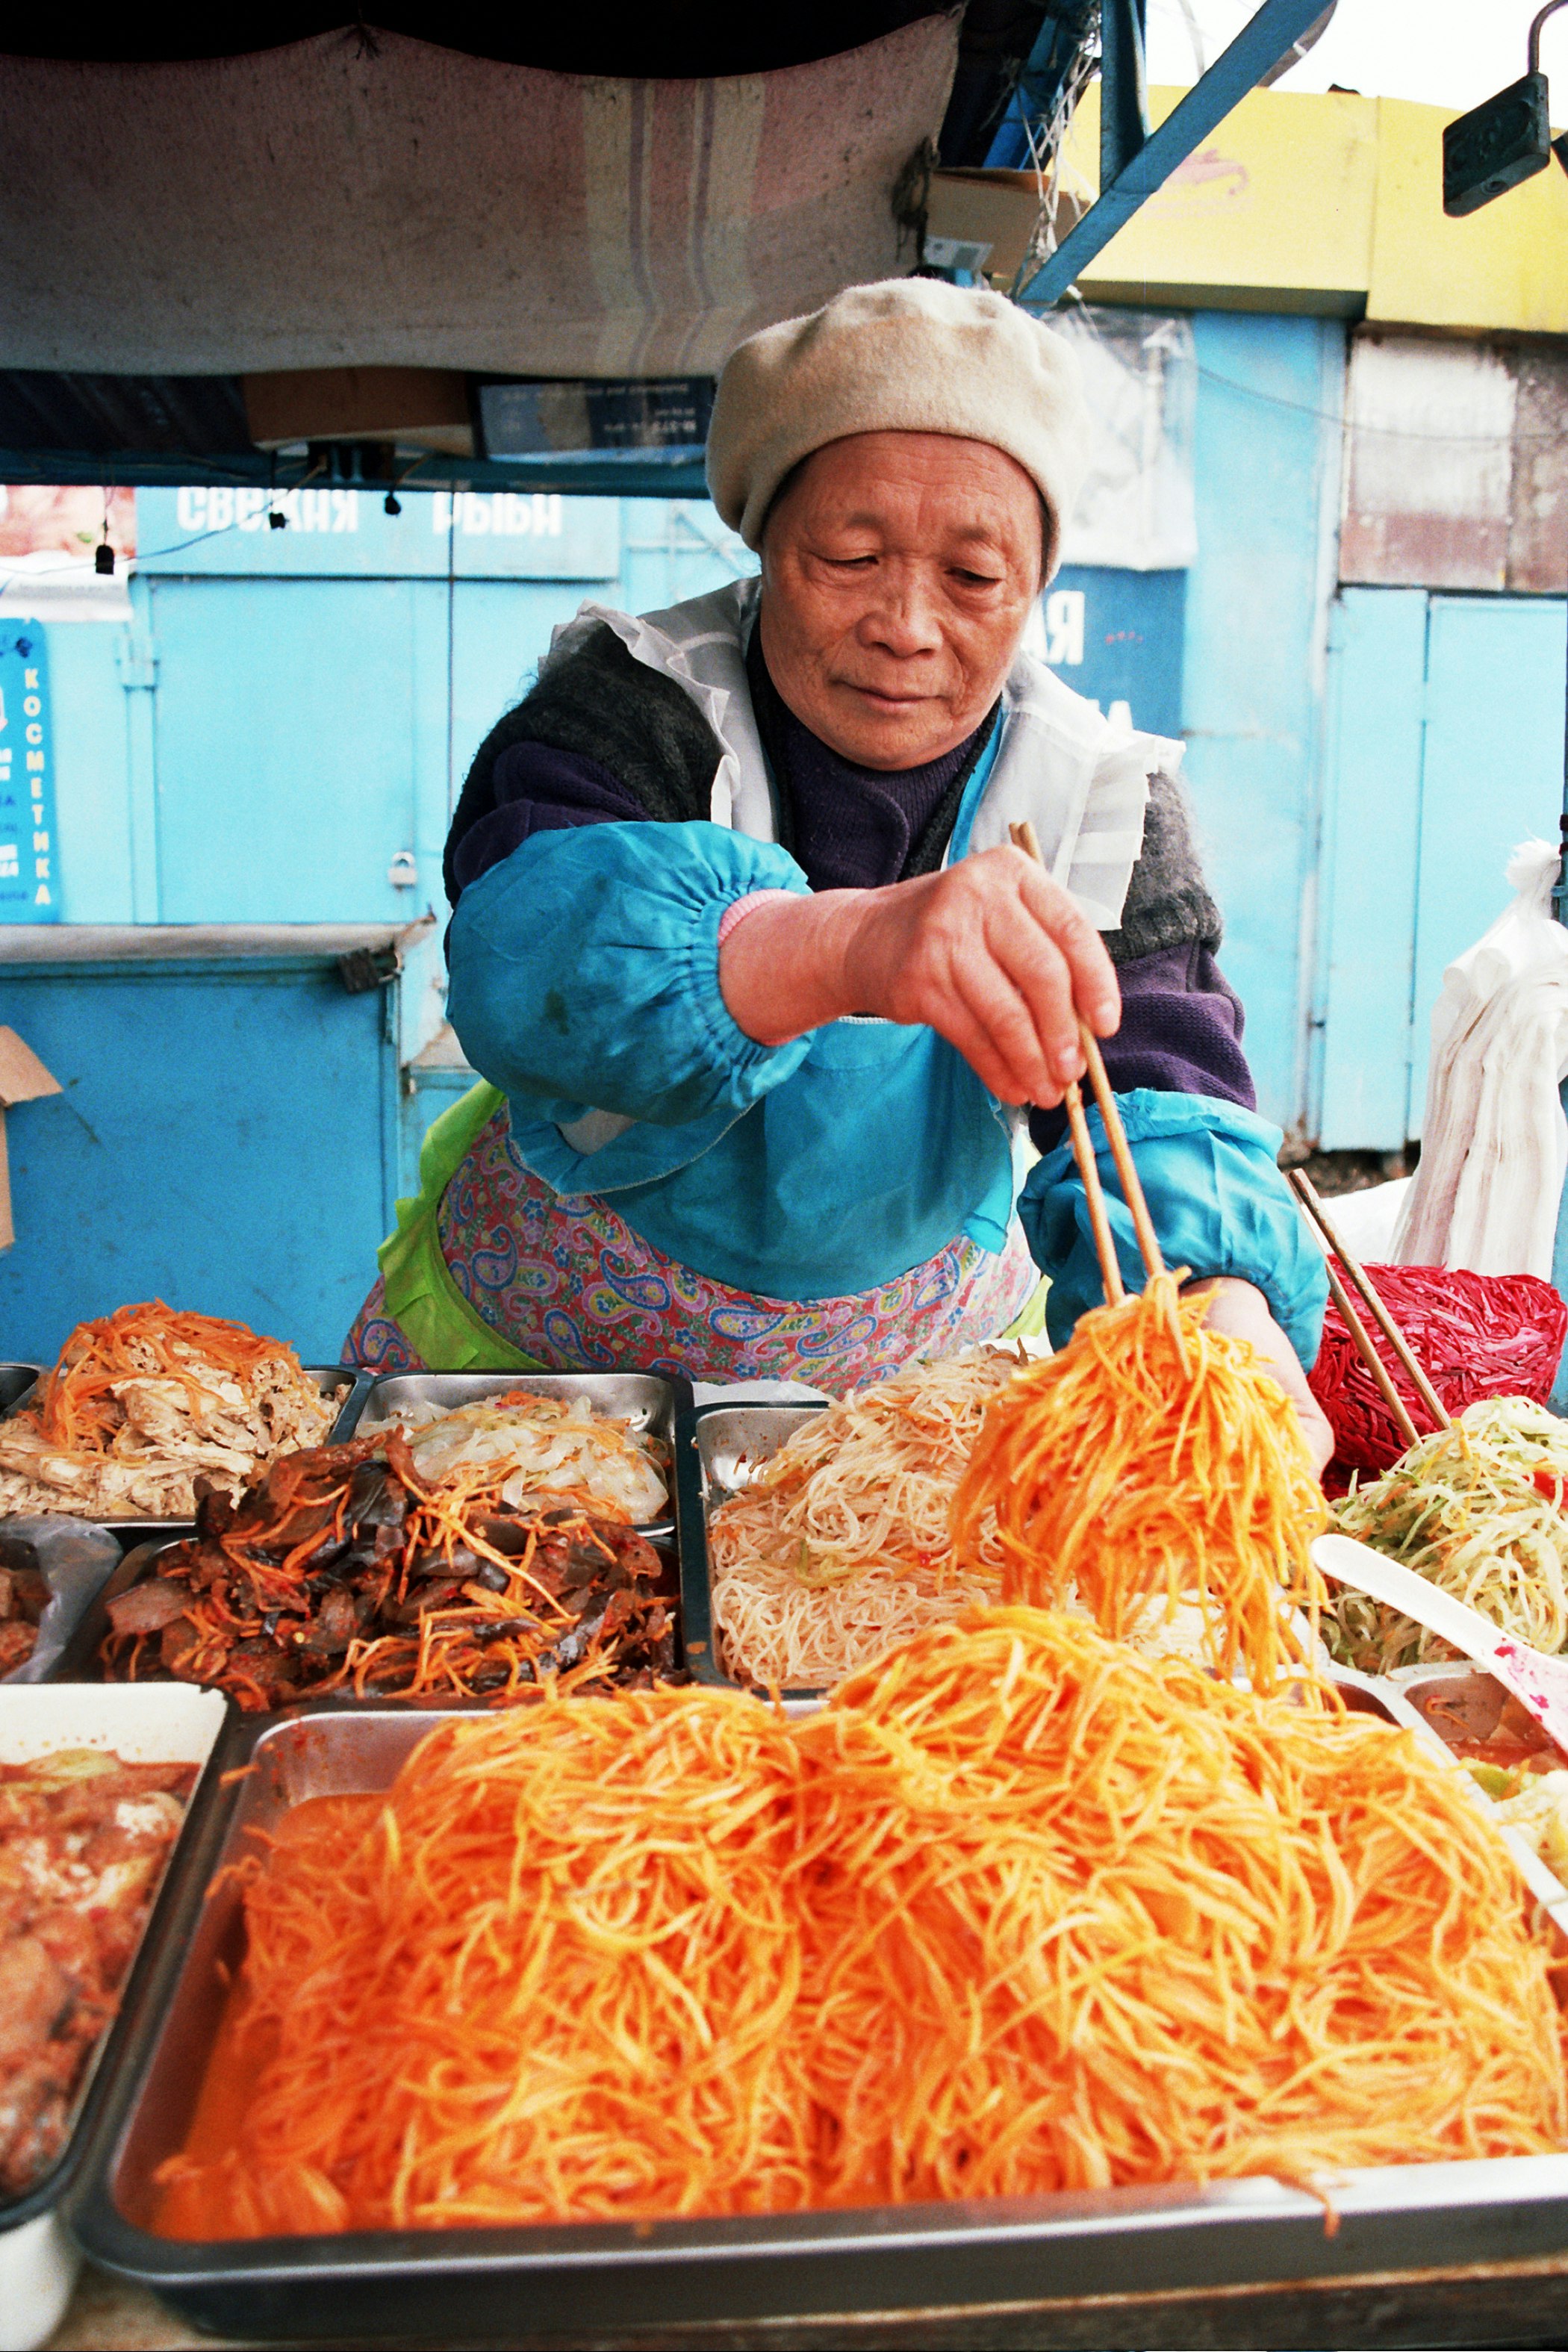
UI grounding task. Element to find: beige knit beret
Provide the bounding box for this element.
[706,278,1090,572]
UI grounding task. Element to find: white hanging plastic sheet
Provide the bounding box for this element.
[1054,308,1199,573]
[1393,839,1568,1279]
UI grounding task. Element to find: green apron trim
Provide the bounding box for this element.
[997,1272,1051,1346]
[376,1080,547,1372]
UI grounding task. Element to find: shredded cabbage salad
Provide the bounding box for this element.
[1326,1396,1568,1674]
[1466,1761,1568,1883]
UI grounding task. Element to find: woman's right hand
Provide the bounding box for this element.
[718,845,1120,1107]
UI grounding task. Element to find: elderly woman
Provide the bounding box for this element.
[346,280,1329,1460]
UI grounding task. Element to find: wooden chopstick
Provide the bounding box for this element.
[1320,1257,1421,1452]
[1287,1168,1450,1429]
[1063,1080,1124,1307]
[1077,1026,1169,1288]
[1008,820,1186,1366]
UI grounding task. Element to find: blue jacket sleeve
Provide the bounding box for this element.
[446,820,813,1128]
[1019,1089,1328,1369]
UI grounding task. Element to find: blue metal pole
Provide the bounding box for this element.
[1015,0,1341,309]
[1100,0,1150,189]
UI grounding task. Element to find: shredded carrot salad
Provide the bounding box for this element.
[158,1690,814,2234]
[951,1274,1328,1691]
[38,1301,308,1449]
[158,1608,1567,2238]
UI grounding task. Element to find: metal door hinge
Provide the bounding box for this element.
[115,627,158,691]
[338,943,402,993]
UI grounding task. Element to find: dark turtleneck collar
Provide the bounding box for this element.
[744,626,998,892]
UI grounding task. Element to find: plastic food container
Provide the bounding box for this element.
[1393,1661,1568,1935]
[0,1681,228,2348]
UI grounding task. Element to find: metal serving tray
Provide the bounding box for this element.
[49,1521,682,1702]
[0,1366,371,1546]
[685,1401,827,1696]
[65,1695,1568,2345]
[0,1363,44,1415]
[0,1684,228,2244]
[341,1369,691,1542]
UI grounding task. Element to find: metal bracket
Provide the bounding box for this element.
[1100,0,1149,190]
[113,626,158,692]
[1015,0,1340,309]
[337,943,402,995]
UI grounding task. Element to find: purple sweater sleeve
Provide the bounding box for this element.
[1027,942,1255,1156]
[447,742,647,897]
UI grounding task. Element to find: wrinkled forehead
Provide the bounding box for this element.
[764,430,1046,565]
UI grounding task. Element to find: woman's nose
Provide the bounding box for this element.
[857,574,945,657]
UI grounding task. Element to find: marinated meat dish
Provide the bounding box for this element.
[101,1434,676,1708]
[0,1560,48,1678]
[0,1301,335,1521]
[0,1746,196,2197]
[361,1391,668,1522]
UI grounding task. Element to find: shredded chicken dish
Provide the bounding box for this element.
[0,1746,197,2197]
[0,1303,336,1521]
[362,1392,668,1523]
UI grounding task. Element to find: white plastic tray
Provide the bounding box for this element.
[0,1681,226,2348]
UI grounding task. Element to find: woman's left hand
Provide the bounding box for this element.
[1186,1276,1334,1475]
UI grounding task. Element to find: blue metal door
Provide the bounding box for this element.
[145,576,428,924]
[0,952,396,1362]
[1314,588,1567,1149]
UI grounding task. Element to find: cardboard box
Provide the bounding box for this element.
[0,1027,60,1251]
[926,169,1086,282]
[243,367,474,457]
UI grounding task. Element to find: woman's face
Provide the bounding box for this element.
[757,430,1045,771]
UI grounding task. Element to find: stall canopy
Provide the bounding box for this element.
[1,19,958,384]
[0,2,1332,490]
[0,5,986,490]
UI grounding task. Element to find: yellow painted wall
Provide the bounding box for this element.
[1058,83,1568,335]
[1367,98,1568,335]
[1063,84,1378,311]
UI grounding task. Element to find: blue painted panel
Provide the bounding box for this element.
[399,1065,476,1201]
[1040,567,1186,738]
[0,962,392,1361]
[0,625,57,921]
[1410,594,1567,1131]
[137,487,619,580]
[40,625,135,924]
[145,576,424,924]
[1180,311,1345,1134]
[444,581,597,837]
[1314,588,1427,1150]
[617,501,754,620]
